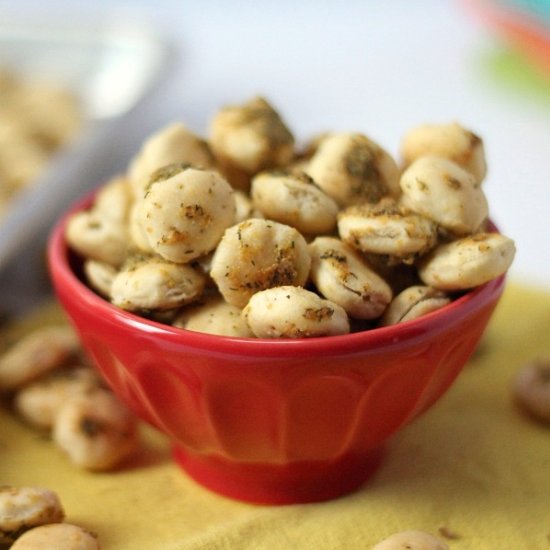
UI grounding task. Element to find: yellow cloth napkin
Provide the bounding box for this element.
[1,283,549,549]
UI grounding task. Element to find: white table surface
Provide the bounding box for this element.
[1,0,549,289]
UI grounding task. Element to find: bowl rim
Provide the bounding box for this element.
[48,190,506,359]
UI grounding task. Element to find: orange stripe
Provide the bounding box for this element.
[462,0,550,75]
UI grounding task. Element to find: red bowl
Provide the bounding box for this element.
[47,194,506,504]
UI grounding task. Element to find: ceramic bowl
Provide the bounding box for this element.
[47,194,506,504]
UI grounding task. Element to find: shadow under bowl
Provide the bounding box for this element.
[47,194,506,504]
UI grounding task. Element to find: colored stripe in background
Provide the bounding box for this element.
[479,45,550,107]
[499,0,550,22]
[463,0,550,78]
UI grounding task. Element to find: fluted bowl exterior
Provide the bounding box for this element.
[47,195,505,503]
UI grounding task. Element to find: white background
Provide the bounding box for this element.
[2,0,549,288]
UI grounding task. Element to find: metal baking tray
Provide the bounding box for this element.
[0,21,172,319]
